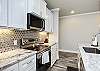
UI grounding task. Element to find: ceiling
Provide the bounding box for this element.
[44,0,100,17]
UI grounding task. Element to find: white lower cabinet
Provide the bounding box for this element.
[19,55,36,71]
[51,44,58,67]
[79,56,85,71]
[3,55,36,71]
[3,64,18,71]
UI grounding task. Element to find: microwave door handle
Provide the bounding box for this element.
[43,20,45,30]
[40,20,45,31]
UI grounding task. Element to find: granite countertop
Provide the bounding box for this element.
[36,43,57,53]
[0,49,37,70]
[0,42,57,70]
[79,44,100,71]
[21,42,57,53]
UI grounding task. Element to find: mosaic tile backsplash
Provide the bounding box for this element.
[0,29,39,53]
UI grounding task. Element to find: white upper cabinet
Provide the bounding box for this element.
[28,0,47,18]
[45,8,51,32]
[0,0,47,29]
[50,10,54,32]
[8,0,27,29]
[40,0,47,19]
[0,0,8,27]
[27,0,40,16]
[45,8,53,32]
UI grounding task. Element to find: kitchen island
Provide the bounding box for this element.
[79,44,100,71]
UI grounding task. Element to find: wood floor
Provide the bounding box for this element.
[48,51,79,71]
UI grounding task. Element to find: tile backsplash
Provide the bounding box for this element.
[0,29,39,53]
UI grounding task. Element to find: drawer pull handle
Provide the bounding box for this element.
[10,69,15,71]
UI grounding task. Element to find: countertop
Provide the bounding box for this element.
[0,42,57,71]
[79,44,100,71]
[0,49,37,71]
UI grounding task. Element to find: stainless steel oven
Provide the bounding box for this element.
[36,47,51,71]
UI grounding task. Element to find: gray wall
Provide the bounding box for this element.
[59,12,100,52]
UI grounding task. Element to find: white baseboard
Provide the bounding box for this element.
[59,49,79,54]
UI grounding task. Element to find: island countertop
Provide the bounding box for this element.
[79,44,100,71]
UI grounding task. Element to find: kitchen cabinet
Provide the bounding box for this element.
[51,8,59,42]
[27,0,40,16]
[3,63,18,71]
[7,0,47,29]
[8,0,27,29]
[2,55,36,71]
[51,44,58,67]
[78,55,85,71]
[0,0,47,29]
[28,0,47,18]
[51,8,59,59]
[40,0,47,19]
[45,8,54,32]
[19,55,36,71]
[0,0,8,27]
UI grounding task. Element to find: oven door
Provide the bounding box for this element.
[36,50,51,71]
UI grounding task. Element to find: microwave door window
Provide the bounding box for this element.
[31,15,43,28]
[31,20,43,28]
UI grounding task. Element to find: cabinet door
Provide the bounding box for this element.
[40,0,47,19]
[19,55,36,71]
[0,0,7,27]
[56,43,59,59]
[28,0,40,16]
[45,8,53,32]
[50,10,54,32]
[80,57,86,71]
[8,0,27,29]
[45,8,51,32]
[3,64,18,71]
[51,44,58,67]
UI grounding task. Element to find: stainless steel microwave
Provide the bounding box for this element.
[27,13,45,31]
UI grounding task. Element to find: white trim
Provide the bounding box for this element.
[59,49,79,54]
[51,8,60,12]
[60,11,100,19]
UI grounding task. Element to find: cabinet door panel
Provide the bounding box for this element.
[19,55,36,71]
[51,44,58,67]
[8,0,27,29]
[40,0,46,18]
[0,0,7,26]
[3,64,18,71]
[45,8,51,32]
[28,0,40,15]
[45,8,53,32]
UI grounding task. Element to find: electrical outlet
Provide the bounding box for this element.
[14,40,17,45]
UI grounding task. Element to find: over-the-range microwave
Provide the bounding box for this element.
[27,13,45,31]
